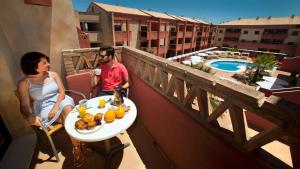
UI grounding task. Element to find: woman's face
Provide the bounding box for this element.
[36,57,50,73]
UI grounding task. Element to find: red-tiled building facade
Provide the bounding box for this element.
[216,16,300,57]
[78,2,216,58]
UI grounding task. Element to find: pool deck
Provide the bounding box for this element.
[203,58,291,89]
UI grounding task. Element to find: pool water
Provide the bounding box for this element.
[209,60,250,72]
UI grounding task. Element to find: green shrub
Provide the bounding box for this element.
[245,54,277,84]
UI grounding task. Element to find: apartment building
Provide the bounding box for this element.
[216,16,300,57]
[77,2,216,58]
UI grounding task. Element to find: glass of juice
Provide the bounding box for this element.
[78,99,88,117]
[99,99,106,108]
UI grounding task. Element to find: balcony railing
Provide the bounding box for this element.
[223,41,297,52]
[170,31,177,37]
[115,31,131,42]
[192,42,197,48]
[78,12,100,22]
[201,32,207,37]
[61,47,300,169]
[184,43,192,49]
[121,47,300,168]
[261,33,288,40]
[177,31,184,38]
[224,32,241,38]
[139,31,167,40]
[159,31,168,39]
[185,31,193,38]
[86,31,102,42]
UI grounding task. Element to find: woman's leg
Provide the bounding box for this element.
[61,105,84,167]
[61,105,79,145]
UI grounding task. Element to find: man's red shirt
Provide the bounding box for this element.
[96,63,128,91]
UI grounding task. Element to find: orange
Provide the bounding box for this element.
[115,106,125,119]
[82,113,94,123]
[104,109,116,123]
[98,99,106,108]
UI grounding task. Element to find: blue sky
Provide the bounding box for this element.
[72,0,300,24]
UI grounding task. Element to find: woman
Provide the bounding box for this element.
[17,52,84,167]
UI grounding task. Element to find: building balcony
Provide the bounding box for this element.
[115,31,131,42]
[2,46,300,169]
[148,31,158,40]
[201,32,207,37]
[78,12,100,22]
[261,33,288,40]
[185,31,193,38]
[159,31,168,39]
[170,31,177,37]
[177,31,184,38]
[192,42,197,48]
[223,41,297,52]
[169,44,183,51]
[183,43,192,49]
[86,31,102,43]
[3,2,299,169]
[151,46,166,55]
[139,31,168,40]
[224,32,241,38]
[209,32,216,36]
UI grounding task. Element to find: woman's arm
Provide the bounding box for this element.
[48,71,66,119]
[18,79,42,126]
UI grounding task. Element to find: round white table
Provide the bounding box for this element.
[64,95,137,169]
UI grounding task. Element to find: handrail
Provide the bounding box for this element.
[121,46,300,168]
[271,87,300,93]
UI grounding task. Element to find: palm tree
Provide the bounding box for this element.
[246,54,277,83]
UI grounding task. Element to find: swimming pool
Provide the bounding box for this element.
[208,60,250,72]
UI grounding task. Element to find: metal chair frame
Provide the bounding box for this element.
[16,89,86,162]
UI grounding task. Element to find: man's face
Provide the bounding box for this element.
[99,51,110,64]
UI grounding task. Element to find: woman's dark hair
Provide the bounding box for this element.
[20,52,49,75]
[99,46,115,58]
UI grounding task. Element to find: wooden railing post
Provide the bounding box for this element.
[228,104,247,144]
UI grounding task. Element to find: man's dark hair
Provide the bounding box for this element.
[99,46,115,58]
[20,52,49,75]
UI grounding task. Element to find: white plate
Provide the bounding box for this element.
[76,121,105,134]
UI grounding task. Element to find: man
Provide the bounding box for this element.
[91,46,129,96]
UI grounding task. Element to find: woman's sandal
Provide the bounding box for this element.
[73,145,85,167]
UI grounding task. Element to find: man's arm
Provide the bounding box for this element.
[120,64,130,89]
[90,71,100,88]
[121,76,129,89]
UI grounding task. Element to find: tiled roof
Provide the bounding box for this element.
[193,18,209,25]
[219,16,300,25]
[140,10,176,20]
[92,2,211,24]
[93,2,150,17]
[168,14,186,21]
[178,16,199,23]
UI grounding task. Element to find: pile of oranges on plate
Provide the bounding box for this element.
[75,99,129,130]
[104,105,126,123]
[75,113,103,130]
